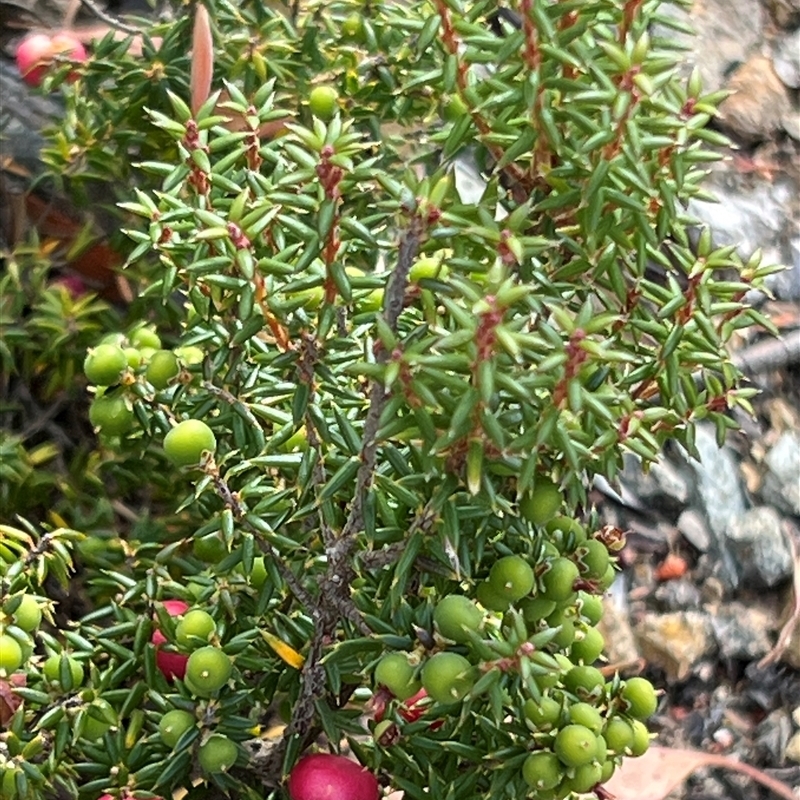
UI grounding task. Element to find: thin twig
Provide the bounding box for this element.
[336,216,424,550]
[75,0,143,35]
[758,519,800,668]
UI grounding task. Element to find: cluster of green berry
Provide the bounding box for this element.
[82,327,217,468]
[0,593,120,795]
[370,478,656,797]
[150,602,240,774]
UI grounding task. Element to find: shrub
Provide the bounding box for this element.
[0,0,777,798]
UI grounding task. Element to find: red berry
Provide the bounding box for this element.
[16,32,87,87]
[287,753,380,800]
[151,600,189,681]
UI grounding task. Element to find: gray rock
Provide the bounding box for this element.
[767,0,800,28]
[677,508,712,552]
[727,506,793,588]
[620,453,691,518]
[709,602,775,660]
[684,424,747,587]
[634,610,716,681]
[717,57,791,143]
[773,30,800,89]
[655,0,764,93]
[654,578,703,611]
[755,708,792,766]
[763,431,800,515]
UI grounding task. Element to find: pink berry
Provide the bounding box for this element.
[151,600,189,681]
[16,31,87,87]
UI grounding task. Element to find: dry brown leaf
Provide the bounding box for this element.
[0,673,26,727]
[604,745,796,800]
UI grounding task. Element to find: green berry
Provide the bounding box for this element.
[621,676,658,719]
[519,477,562,525]
[420,652,474,704]
[146,349,180,389]
[158,708,195,748]
[476,581,510,612]
[554,724,598,767]
[43,653,84,690]
[89,394,134,436]
[603,716,634,754]
[374,652,420,701]
[523,696,561,730]
[629,719,651,756]
[563,665,605,699]
[522,751,561,791]
[488,555,535,602]
[124,347,143,369]
[576,592,603,626]
[0,634,24,674]
[545,516,587,550]
[519,596,557,624]
[540,558,579,602]
[197,734,238,773]
[81,698,115,741]
[598,563,617,591]
[433,595,484,643]
[568,702,604,734]
[164,420,216,467]
[11,594,42,632]
[565,760,603,793]
[129,326,161,350]
[575,539,610,580]
[547,613,576,649]
[193,533,227,563]
[570,626,605,664]
[409,255,449,283]
[341,13,364,39]
[83,344,128,386]
[308,86,339,120]
[185,647,232,697]
[175,610,216,650]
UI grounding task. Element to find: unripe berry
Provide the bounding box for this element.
[540,558,579,602]
[185,646,232,697]
[308,86,339,121]
[197,734,239,773]
[43,653,84,690]
[554,724,598,767]
[163,419,216,467]
[433,595,484,643]
[89,394,134,436]
[175,609,216,650]
[629,719,651,756]
[0,633,24,675]
[158,708,195,748]
[83,344,128,386]
[420,652,474,704]
[374,652,420,701]
[621,676,658,719]
[522,751,561,791]
[519,477,562,525]
[11,594,42,632]
[146,350,180,389]
[488,555,534,602]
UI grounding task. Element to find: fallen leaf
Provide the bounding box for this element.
[604,745,796,800]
